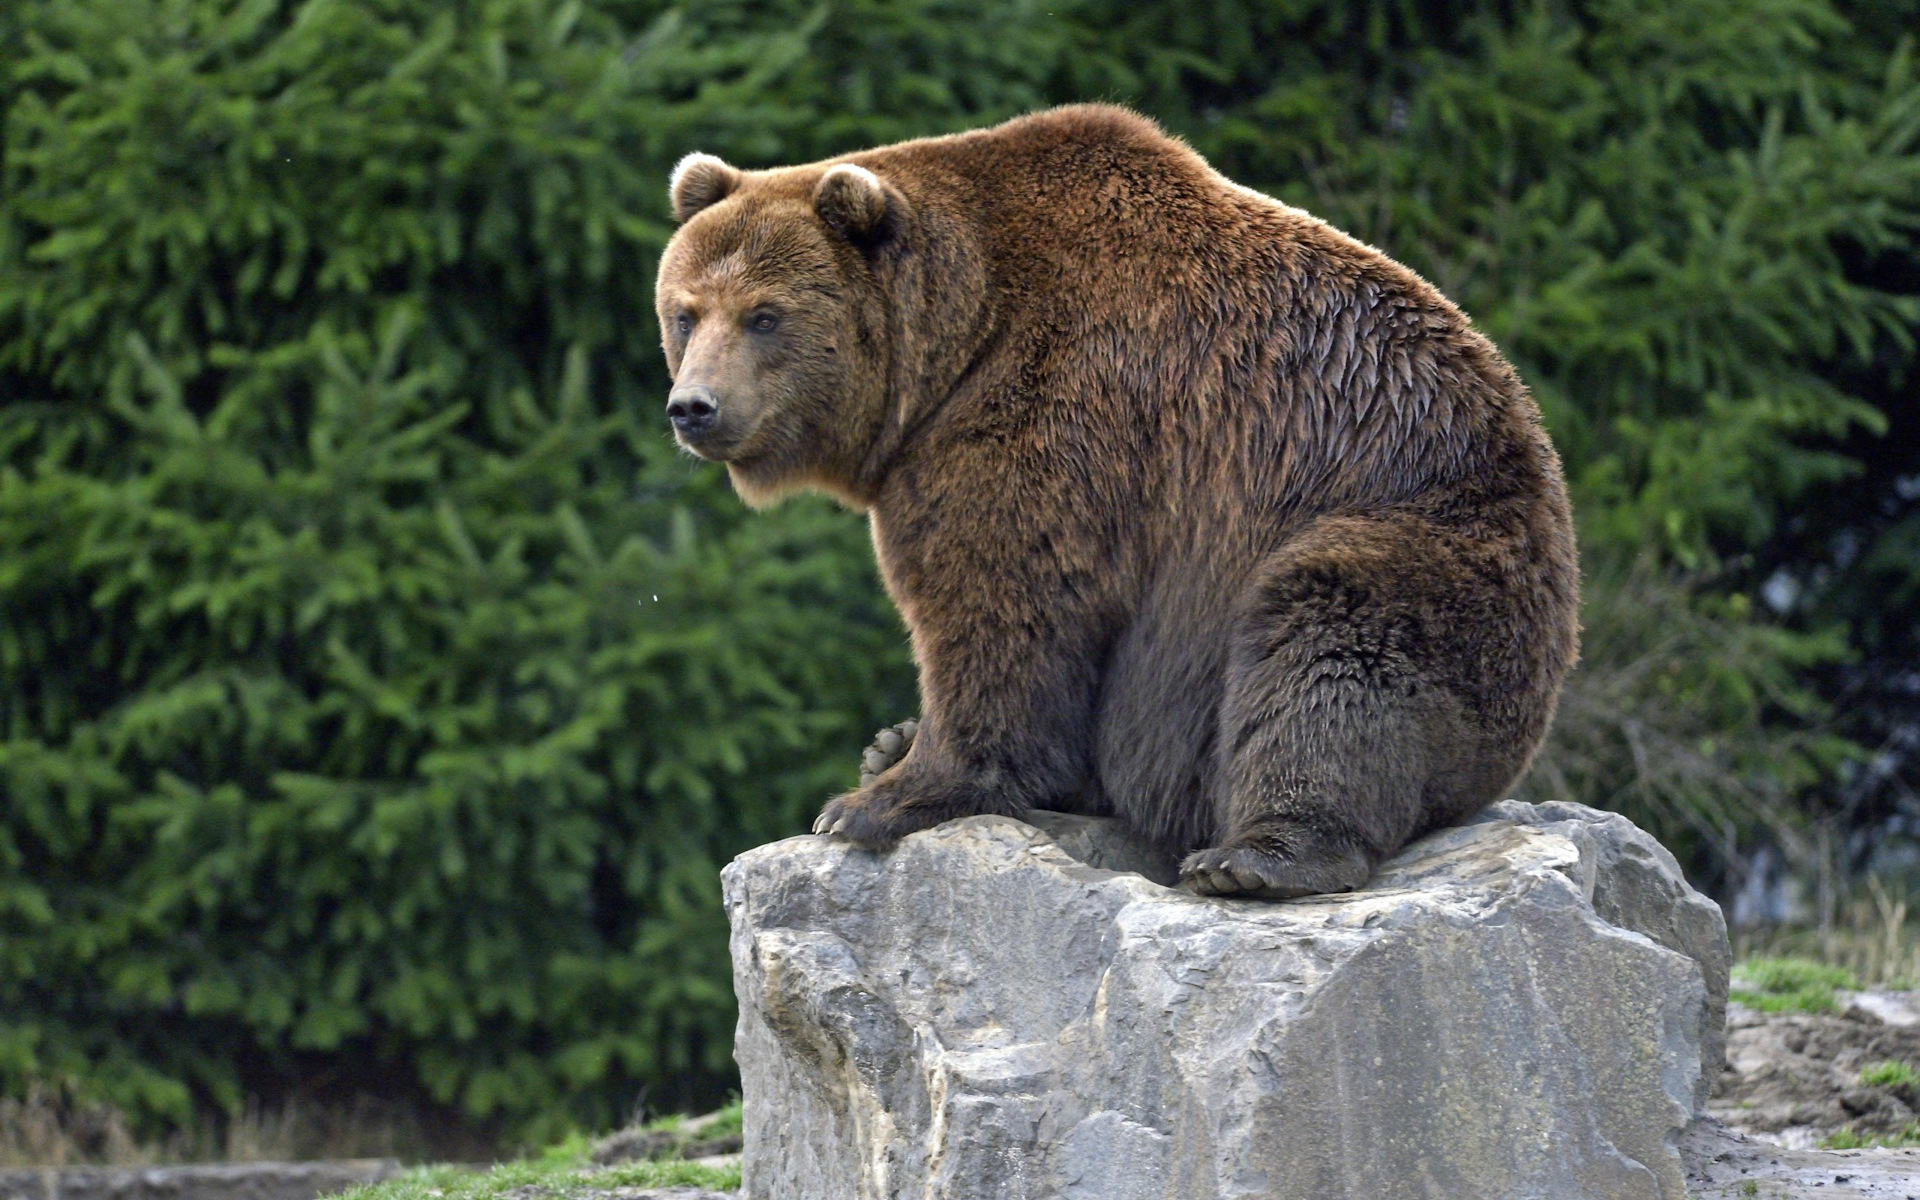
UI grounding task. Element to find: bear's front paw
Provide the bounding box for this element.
[858,718,919,787]
[1179,843,1368,900]
[812,780,948,848]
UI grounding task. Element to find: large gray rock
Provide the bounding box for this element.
[723,800,1730,1200]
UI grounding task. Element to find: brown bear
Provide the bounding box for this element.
[654,104,1579,898]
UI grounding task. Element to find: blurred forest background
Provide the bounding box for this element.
[2,0,1917,1163]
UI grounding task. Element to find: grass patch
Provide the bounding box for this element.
[692,1101,742,1144]
[1729,876,1920,994]
[1820,1124,1920,1150]
[593,1098,740,1145]
[596,1158,741,1190]
[1729,957,1859,1014]
[337,1137,740,1200]
[1860,1060,1920,1088]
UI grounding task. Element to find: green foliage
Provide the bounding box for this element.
[1514,558,1857,875]
[1730,956,1860,1012]
[0,0,918,1140]
[1859,1059,1919,1088]
[1,0,1916,1149]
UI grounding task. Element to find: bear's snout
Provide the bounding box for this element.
[666,385,720,442]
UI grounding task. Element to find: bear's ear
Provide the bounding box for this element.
[670,153,740,223]
[815,164,893,244]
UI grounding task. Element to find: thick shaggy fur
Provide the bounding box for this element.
[655,105,1579,898]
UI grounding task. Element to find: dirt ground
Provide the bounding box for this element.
[1685,995,1920,1197]
[1714,997,1920,1148]
[1684,1117,1920,1198]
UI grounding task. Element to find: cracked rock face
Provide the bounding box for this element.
[722,800,1729,1200]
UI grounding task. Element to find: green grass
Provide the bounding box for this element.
[1819,1123,1920,1150]
[594,1158,741,1190]
[693,1101,743,1143]
[600,1098,739,1147]
[340,1157,740,1200]
[1728,957,1860,1015]
[1860,1060,1920,1088]
[335,1122,742,1200]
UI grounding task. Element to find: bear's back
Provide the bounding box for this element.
[854,105,1547,535]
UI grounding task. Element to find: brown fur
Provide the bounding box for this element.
[655,105,1579,898]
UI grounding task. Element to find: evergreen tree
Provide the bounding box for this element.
[0,0,927,1137]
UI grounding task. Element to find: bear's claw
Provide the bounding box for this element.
[1180,844,1362,900]
[812,787,937,848]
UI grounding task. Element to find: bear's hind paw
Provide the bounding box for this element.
[1179,843,1368,900]
[858,718,919,787]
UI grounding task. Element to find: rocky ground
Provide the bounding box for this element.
[1681,991,1920,1197]
[1713,993,1920,1149]
[1684,1117,1920,1198]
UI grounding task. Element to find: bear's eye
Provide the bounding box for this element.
[750,312,779,334]
[675,313,693,336]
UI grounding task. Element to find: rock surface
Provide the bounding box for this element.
[0,1162,400,1200]
[722,799,1731,1200]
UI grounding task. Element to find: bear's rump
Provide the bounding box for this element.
[1088,487,1575,855]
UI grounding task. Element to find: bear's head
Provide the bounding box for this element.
[655,152,942,510]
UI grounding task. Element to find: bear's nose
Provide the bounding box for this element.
[666,386,719,440]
